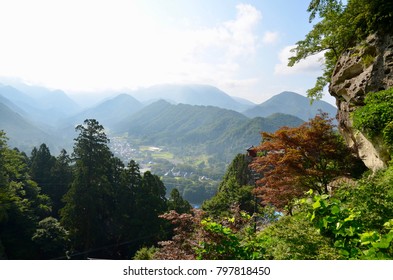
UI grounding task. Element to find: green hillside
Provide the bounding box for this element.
[0,101,54,151]
[244,91,337,121]
[115,100,304,161]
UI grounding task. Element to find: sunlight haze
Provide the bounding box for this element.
[0,0,335,104]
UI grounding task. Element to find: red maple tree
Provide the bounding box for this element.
[250,113,362,213]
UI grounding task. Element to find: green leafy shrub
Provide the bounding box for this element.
[336,167,393,231]
[360,219,393,259]
[301,191,363,258]
[300,166,393,259]
[196,210,265,260]
[353,88,393,152]
[257,213,341,260]
[133,246,157,260]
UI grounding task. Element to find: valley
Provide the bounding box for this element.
[0,81,337,204]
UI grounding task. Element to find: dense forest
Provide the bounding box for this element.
[0,120,191,259]
[1,105,393,260]
[2,0,393,260]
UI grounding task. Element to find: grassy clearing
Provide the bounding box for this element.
[151,151,174,160]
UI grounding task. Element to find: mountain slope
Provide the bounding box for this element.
[115,100,305,160]
[0,83,80,125]
[63,93,143,129]
[0,79,80,113]
[0,101,56,151]
[130,84,252,112]
[116,100,248,144]
[243,91,337,121]
[0,85,37,112]
[0,94,27,116]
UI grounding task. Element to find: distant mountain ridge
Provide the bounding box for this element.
[0,80,335,156]
[243,91,337,121]
[0,83,80,125]
[62,93,143,129]
[0,98,57,151]
[129,84,254,112]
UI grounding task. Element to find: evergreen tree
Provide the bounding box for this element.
[60,119,114,257]
[29,143,56,191]
[203,154,255,217]
[111,160,142,258]
[167,188,192,214]
[29,144,70,217]
[134,171,167,245]
[49,149,72,218]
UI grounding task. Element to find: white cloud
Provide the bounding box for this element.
[185,3,262,61]
[0,1,263,96]
[262,31,279,44]
[274,45,325,75]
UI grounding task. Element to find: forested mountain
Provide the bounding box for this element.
[129,84,253,112]
[2,0,393,262]
[1,81,318,158]
[243,91,337,121]
[0,99,55,151]
[115,100,304,160]
[61,93,143,129]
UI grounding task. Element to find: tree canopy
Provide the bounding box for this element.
[290,0,393,99]
[249,113,365,213]
[1,119,193,259]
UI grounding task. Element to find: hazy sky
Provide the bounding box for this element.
[0,0,335,104]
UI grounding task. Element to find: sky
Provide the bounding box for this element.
[0,0,336,105]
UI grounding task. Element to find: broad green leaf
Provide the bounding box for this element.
[313,200,321,209]
[331,205,340,215]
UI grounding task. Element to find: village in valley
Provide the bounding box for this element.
[109,136,217,205]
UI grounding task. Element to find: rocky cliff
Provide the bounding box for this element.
[329,33,393,171]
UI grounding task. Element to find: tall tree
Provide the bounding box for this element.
[29,144,64,217]
[250,113,365,213]
[49,149,73,218]
[203,154,255,217]
[134,171,167,245]
[60,119,114,257]
[29,143,56,191]
[110,159,140,258]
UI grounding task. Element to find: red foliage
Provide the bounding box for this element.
[155,210,203,260]
[250,113,358,213]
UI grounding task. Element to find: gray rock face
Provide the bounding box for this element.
[329,34,393,171]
